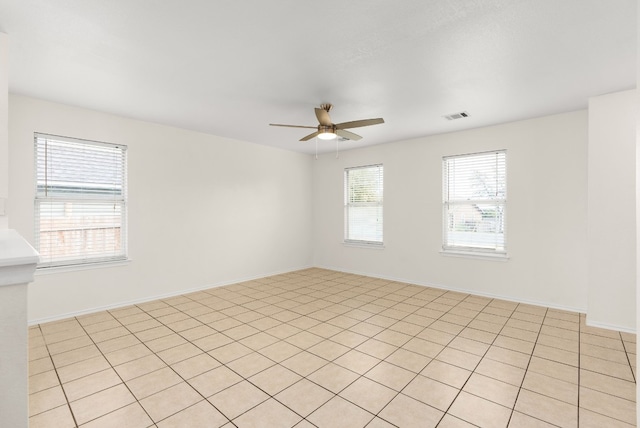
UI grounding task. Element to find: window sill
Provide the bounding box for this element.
[343,241,385,250]
[440,250,509,261]
[36,259,132,275]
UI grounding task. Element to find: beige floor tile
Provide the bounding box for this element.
[284,330,325,349]
[249,364,302,395]
[171,353,221,379]
[90,326,131,343]
[208,341,253,364]
[402,375,459,411]
[334,349,381,375]
[157,342,203,365]
[69,383,136,425]
[437,414,478,427]
[29,345,50,361]
[449,391,511,428]
[402,337,445,358]
[114,354,167,382]
[81,402,154,428]
[436,347,482,371]
[308,396,374,428]
[384,348,432,373]
[536,333,579,353]
[515,389,577,428]
[239,331,280,350]
[29,370,60,394]
[373,329,413,347]
[63,368,122,402]
[485,345,531,369]
[126,366,183,400]
[580,354,634,381]
[29,404,75,428]
[581,342,628,364]
[223,324,261,341]
[308,339,350,361]
[157,400,229,428]
[364,360,414,391]
[47,335,94,355]
[140,382,202,422]
[508,411,557,427]
[579,369,636,401]
[192,332,234,351]
[97,334,142,354]
[521,370,578,405]
[145,334,188,353]
[448,336,491,356]
[420,360,471,389]
[494,335,536,355]
[365,416,397,427]
[307,362,359,393]
[500,326,539,343]
[227,351,275,377]
[339,376,396,414]
[579,407,635,428]
[234,398,302,428]
[356,338,398,360]
[259,340,302,362]
[134,326,173,343]
[579,386,636,425]
[276,378,335,416]
[475,357,525,386]
[29,356,55,376]
[281,350,328,376]
[188,365,243,397]
[51,345,102,368]
[57,355,113,384]
[104,343,152,366]
[463,372,519,408]
[378,393,443,428]
[349,322,385,337]
[209,380,269,420]
[29,385,67,416]
[527,356,578,384]
[416,327,456,346]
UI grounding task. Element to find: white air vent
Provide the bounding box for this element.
[443,111,470,121]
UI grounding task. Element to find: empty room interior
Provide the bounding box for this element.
[0,1,639,427]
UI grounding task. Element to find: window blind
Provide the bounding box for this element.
[34,133,128,268]
[344,164,383,244]
[443,150,506,253]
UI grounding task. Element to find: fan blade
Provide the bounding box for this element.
[336,129,362,141]
[336,118,384,129]
[269,123,317,129]
[300,131,320,141]
[315,108,332,126]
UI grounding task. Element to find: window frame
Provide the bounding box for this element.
[442,150,507,259]
[34,133,128,270]
[344,163,384,247]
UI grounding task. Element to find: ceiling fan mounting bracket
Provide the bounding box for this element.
[320,103,333,113]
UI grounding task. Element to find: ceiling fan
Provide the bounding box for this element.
[270,104,384,141]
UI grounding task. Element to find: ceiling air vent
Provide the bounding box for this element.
[443,111,470,121]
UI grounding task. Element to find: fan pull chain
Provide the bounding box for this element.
[315,137,318,160]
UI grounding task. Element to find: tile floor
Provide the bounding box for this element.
[28,268,636,427]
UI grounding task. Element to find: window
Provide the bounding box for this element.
[443,150,506,256]
[35,133,128,269]
[344,164,383,245]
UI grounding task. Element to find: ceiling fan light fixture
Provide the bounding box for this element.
[317,131,337,140]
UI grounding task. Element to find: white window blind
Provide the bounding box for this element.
[344,164,383,245]
[443,150,506,254]
[34,133,128,269]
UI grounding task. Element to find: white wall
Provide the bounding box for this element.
[0,33,8,229]
[8,95,313,322]
[313,111,589,313]
[588,90,637,331]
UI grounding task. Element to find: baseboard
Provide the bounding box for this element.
[28,264,314,325]
[314,264,587,315]
[585,319,636,334]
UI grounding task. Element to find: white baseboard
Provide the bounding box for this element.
[28,264,314,325]
[584,319,636,334]
[314,264,588,315]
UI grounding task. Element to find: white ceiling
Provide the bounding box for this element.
[0,0,636,154]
